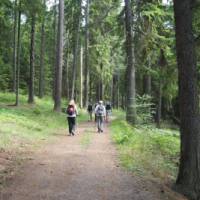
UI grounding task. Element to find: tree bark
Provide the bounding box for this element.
[71,0,81,100]
[124,0,136,124]
[156,83,162,128]
[28,15,36,104]
[12,0,17,93]
[84,0,89,107]
[39,0,46,98]
[155,49,166,128]
[54,0,64,112]
[173,0,200,199]
[62,33,69,99]
[99,63,103,100]
[80,46,83,108]
[143,57,151,95]
[52,0,57,100]
[112,73,118,108]
[15,0,21,106]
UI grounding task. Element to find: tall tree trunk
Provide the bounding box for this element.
[99,63,103,100]
[112,73,119,108]
[173,0,200,199]
[155,50,166,128]
[12,0,17,93]
[62,35,69,98]
[112,75,115,108]
[156,83,162,128]
[52,0,57,100]
[28,15,36,104]
[84,0,89,107]
[143,58,151,95]
[116,69,120,109]
[71,0,81,100]
[89,71,92,101]
[80,46,83,108]
[143,75,151,95]
[15,0,21,106]
[124,0,136,124]
[54,0,64,112]
[65,47,69,99]
[39,0,46,98]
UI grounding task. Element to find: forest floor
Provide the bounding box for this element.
[0,121,186,200]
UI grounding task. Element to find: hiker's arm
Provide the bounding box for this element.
[104,107,106,118]
[94,106,98,114]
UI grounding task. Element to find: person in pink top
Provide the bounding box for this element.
[66,100,78,136]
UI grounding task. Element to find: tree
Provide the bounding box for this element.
[71,0,82,100]
[15,0,21,106]
[124,0,136,124]
[12,0,18,93]
[84,0,89,107]
[80,46,83,108]
[173,0,200,199]
[28,14,36,104]
[39,0,46,98]
[54,0,64,112]
[52,0,58,100]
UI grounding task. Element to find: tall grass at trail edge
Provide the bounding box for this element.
[110,116,180,181]
[0,92,87,151]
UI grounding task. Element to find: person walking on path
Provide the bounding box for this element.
[87,102,93,121]
[66,100,78,136]
[105,101,112,122]
[94,102,98,122]
[94,100,106,133]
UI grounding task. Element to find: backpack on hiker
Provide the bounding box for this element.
[106,103,111,111]
[67,105,75,116]
[96,105,104,116]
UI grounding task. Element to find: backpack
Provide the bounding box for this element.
[97,105,104,116]
[67,105,75,116]
[87,104,93,112]
[106,104,111,110]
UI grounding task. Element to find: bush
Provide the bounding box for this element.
[110,118,180,180]
[136,94,155,124]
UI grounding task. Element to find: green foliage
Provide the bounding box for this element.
[136,94,155,124]
[110,118,180,179]
[0,92,86,151]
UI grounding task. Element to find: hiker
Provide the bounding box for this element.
[105,101,112,122]
[94,100,106,133]
[87,102,93,121]
[66,100,78,136]
[94,102,98,122]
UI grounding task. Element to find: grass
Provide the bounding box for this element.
[110,116,180,181]
[80,130,94,149]
[0,92,87,151]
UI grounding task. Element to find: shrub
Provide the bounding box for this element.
[136,94,155,124]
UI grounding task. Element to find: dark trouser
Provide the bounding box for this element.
[95,114,97,122]
[67,117,76,135]
[96,115,104,132]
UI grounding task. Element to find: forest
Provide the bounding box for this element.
[0,0,200,199]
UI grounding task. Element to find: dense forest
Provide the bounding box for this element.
[1,0,200,199]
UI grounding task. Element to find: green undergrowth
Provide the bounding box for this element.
[0,92,87,151]
[110,118,180,181]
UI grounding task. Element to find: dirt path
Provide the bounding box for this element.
[0,122,178,200]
